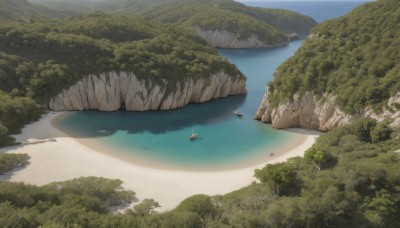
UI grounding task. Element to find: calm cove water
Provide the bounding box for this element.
[56,41,303,170]
[56,2,365,170]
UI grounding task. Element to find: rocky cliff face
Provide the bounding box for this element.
[255,91,400,131]
[193,26,286,48]
[49,71,246,112]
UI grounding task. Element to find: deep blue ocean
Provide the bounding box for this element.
[56,1,368,170]
[242,1,370,23]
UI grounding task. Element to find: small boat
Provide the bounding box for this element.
[189,128,198,140]
[233,111,243,117]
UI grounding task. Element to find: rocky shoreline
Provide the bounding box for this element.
[255,91,400,131]
[193,26,287,49]
[49,71,246,112]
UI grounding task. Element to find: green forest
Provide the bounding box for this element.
[0,13,243,147]
[2,0,317,45]
[1,118,399,227]
[1,0,399,227]
[0,13,242,101]
[268,0,400,114]
[139,0,316,46]
[0,0,70,19]
[0,91,42,147]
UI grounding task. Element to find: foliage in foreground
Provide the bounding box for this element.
[0,177,138,227]
[0,91,43,147]
[1,118,400,227]
[0,153,29,174]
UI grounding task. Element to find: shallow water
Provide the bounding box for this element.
[55,1,366,169]
[56,41,303,169]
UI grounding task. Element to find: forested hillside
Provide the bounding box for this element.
[1,118,399,227]
[140,0,316,47]
[0,14,242,101]
[267,0,400,114]
[141,0,316,36]
[27,0,317,48]
[30,0,182,15]
[0,0,70,19]
[0,13,243,146]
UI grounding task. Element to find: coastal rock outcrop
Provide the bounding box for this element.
[193,26,286,48]
[255,91,400,131]
[49,71,246,112]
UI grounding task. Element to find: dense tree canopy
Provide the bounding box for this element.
[0,91,42,147]
[0,14,243,103]
[0,153,29,174]
[2,0,317,46]
[254,162,299,196]
[141,0,316,45]
[175,194,217,219]
[268,0,400,114]
[0,0,70,20]
[0,177,139,227]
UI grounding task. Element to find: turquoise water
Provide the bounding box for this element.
[57,41,304,170]
[56,1,366,170]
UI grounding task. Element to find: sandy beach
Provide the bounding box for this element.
[0,112,320,211]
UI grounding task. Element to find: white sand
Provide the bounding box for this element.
[0,112,320,211]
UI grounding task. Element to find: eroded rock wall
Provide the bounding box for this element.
[255,91,400,131]
[193,26,286,48]
[49,71,246,112]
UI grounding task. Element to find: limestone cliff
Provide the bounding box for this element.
[48,71,246,112]
[193,26,287,49]
[255,91,400,131]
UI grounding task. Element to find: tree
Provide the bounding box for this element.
[0,123,14,147]
[351,118,377,142]
[47,177,136,207]
[0,153,29,174]
[134,199,160,216]
[362,189,398,227]
[370,120,391,143]
[175,194,217,219]
[143,211,202,228]
[254,163,298,196]
[304,141,336,169]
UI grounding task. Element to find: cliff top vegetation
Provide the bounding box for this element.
[4,0,317,46]
[0,14,243,102]
[267,0,400,114]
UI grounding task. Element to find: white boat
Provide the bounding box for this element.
[233,111,243,117]
[189,128,198,140]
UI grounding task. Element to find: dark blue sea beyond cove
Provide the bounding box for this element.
[242,1,371,23]
[56,1,367,169]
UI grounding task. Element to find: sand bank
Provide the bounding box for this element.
[0,112,320,211]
